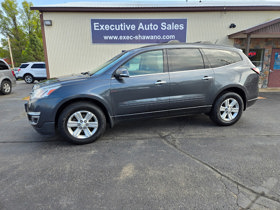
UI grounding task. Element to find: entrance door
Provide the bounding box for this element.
[268,49,280,87]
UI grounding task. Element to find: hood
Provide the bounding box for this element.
[33,73,90,89]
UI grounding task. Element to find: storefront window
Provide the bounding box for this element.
[243,49,264,71]
[273,52,280,70]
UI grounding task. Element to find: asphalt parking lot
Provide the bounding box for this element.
[0,81,280,209]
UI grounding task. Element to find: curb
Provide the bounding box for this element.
[259,88,280,92]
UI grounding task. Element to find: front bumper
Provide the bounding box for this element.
[25,103,56,135]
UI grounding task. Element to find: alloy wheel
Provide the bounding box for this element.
[3,83,11,93]
[219,98,239,122]
[67,110,99,139]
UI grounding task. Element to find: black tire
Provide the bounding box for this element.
[210,92,244,126]
[1,80,12,95]
[24,74,34,84]
[58,102,106,144]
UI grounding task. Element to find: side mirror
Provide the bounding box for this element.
[115,67,130,78]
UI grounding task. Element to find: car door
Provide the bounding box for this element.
[110,50,170,118]
[167,48,214,113]
[31,63,46,78]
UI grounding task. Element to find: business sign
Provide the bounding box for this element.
[91,19,187,44]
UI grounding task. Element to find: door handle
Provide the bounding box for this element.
[202,76,213,80]
[155,80,167,85]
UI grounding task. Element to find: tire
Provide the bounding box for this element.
[210,92,244,126]
[1,80,12,95]
[24,74,34,84]
[58,102,106,144]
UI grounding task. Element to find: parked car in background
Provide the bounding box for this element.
[25,42,259,145]
[18,62,47,84]
[0,59,16,95]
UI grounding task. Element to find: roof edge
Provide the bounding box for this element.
[228,18,280,39]
[31,6,280,13]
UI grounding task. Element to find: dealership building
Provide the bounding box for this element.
[32,1,280,87]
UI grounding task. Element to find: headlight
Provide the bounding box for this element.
[30,84,61,99]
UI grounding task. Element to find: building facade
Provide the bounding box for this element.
[32,1,280,87]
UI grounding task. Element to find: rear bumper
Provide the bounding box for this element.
[247,97,258,108]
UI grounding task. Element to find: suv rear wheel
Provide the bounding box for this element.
[1,80,12,95]
[210,92,244,126]
[58,102,106,144]
[24,74,34,84]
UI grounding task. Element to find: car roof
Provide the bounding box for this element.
[21,62,45,65]
[128,41,242,54]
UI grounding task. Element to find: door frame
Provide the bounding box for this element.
[268,48,280,87]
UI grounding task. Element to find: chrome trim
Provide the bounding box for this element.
[28,112,41,116]
[248,97,258,102]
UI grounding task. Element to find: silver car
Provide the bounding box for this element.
[0,59,16,95]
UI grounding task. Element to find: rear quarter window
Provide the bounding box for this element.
[31,64,45,69]
[20,64,29,68]
[0,61,9,70]
[203,49,242,68]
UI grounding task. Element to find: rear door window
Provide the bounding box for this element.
[0,61,9,70]
[167,48,205,72]
[203,49,242,68]
[31,64,45,69]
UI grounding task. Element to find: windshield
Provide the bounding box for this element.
[89,51,129,76]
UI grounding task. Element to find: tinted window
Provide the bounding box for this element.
[123,50,163,76]
[167,48,204,72]
[31,64,45,69]
[20,64,29,68]
[0,61,9,70]
[203,49,242,68]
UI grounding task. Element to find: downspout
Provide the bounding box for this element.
[40,13,50,79]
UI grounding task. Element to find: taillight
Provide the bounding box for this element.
[18,68,21,72]
[12,70,15,76]
[251,67,260,75]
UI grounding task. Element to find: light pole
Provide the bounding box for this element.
[7,37,15,69]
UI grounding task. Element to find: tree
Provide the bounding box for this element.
[0,0,44,66]
[0,46,8,58]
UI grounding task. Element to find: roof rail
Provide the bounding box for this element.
[167,40,181,44]
[193,41,213,44]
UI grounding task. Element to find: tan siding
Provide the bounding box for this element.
[43,11,280,77]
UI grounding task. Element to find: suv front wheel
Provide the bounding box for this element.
[24,74,34,84]
[210,92,244,126]
[58,102,106,144]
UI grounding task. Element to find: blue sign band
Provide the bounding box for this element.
[91,19,187,44]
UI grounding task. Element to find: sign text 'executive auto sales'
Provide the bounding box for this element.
[91,19,187,44]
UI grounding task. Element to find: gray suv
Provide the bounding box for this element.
[0,59,16,95]
[25,43,259,144]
